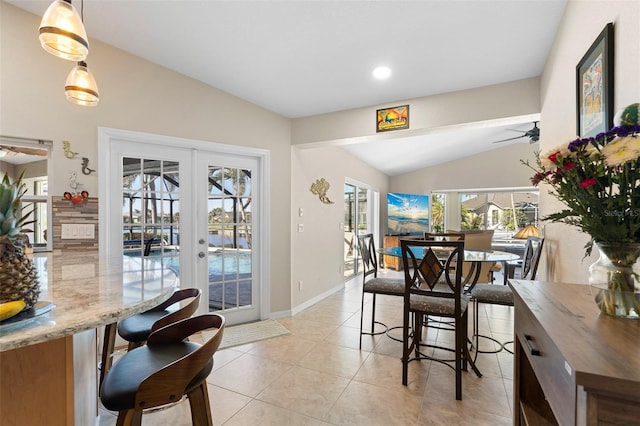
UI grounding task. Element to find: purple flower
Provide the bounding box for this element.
[568,138,591,152]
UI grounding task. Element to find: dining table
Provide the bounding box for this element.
[379,245,520,291]
[0,251,178,426]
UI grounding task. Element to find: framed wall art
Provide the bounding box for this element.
[376,105,409,132]
[576,23,614,137]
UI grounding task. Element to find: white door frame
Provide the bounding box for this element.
[97,127,271,320]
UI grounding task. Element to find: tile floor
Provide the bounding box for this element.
[98,270,515,425]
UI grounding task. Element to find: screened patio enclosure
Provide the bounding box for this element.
[121,157,253,311]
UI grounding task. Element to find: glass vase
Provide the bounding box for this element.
[589,242,640,319]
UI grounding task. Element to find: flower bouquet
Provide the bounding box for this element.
[525,104,640,317]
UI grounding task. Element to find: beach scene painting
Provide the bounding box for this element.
[387,192,430,235]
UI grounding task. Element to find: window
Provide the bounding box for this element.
[432,188,539,244]
[0,137,51,251]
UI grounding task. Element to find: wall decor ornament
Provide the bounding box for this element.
[310,178,334,204]
[81,157,95,175]
[576,22,614,137]
[63,140,78,159]
[376,105,409,132]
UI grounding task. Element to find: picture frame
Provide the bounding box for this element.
[376,105,409,132]
[576,23,614,137]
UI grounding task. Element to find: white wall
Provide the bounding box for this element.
[539,0,640,284]
[0,3,293,314]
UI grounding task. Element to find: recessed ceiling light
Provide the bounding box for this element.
[373,66,391,80]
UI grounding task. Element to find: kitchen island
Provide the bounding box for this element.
[0,251,178,425]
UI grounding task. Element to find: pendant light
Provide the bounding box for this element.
[39,0,89,61]
[65,61,99,106]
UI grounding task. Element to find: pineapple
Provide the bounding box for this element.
[0,171,39,310]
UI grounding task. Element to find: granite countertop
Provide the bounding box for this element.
[0,251,178,351]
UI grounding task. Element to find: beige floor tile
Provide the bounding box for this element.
[423,363,511,418]
[277,316,340,340]
[257,365,351,419]
[212,347,245,371]
[354,351,430,394]
[246,333,318,364]
[325,380,423,425]
[322,323,380,351]
[297,341,370,378]
[224,400,332,425]
[208,384,252,424]
[210,353,292,397]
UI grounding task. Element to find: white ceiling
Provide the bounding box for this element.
[6,0,567,175]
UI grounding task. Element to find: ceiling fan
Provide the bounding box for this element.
[492,121,540,144]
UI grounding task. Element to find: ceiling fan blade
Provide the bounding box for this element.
[492,135,525,144]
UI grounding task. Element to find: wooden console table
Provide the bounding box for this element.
[510,279,640,425]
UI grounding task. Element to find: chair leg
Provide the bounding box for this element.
[359,291,366,349]
[402,309,410,386]
[455,318,463,400]
[188,382,213,426]
[100,322,117,390]
[116,409,142,426]
[370,293,377,332]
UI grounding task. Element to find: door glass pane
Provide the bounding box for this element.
[206,166,252,312]
[343,184,356,278]
[122,157,180,261]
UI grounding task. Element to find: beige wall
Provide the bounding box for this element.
[290,146,388,310]
[390,142,538,194]
[539,0,640,284]
[0,3,293,314]
[292,78,540,147]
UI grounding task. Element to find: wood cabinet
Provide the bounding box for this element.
[383,236,402,270]
[510,279,640,425]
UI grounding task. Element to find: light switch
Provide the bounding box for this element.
[299,208,304,217]
[61,223,95,239]
[298,224,304,233]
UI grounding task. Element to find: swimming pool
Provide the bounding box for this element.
[126,249,252,281]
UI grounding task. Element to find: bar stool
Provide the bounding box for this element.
[100,313,225,426]
[99,288,201,389]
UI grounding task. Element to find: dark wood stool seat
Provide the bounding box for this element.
[100,314,225,426]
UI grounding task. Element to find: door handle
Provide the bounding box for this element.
[198,252,205,258]
[524,334,540,356]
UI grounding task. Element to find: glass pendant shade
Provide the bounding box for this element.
[65,61,99,106]
[39,0,89,61]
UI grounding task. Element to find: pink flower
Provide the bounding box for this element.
[563,162,576,171]
[548,151,561,163]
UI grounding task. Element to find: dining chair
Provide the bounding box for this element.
[400,239,481,400]
[99,288,201,389]
[470,236,544,354]
[357,233,405,349]
[100,313,225,426]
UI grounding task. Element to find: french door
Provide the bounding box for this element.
[98,128,268,325]
[344,180,378,280]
